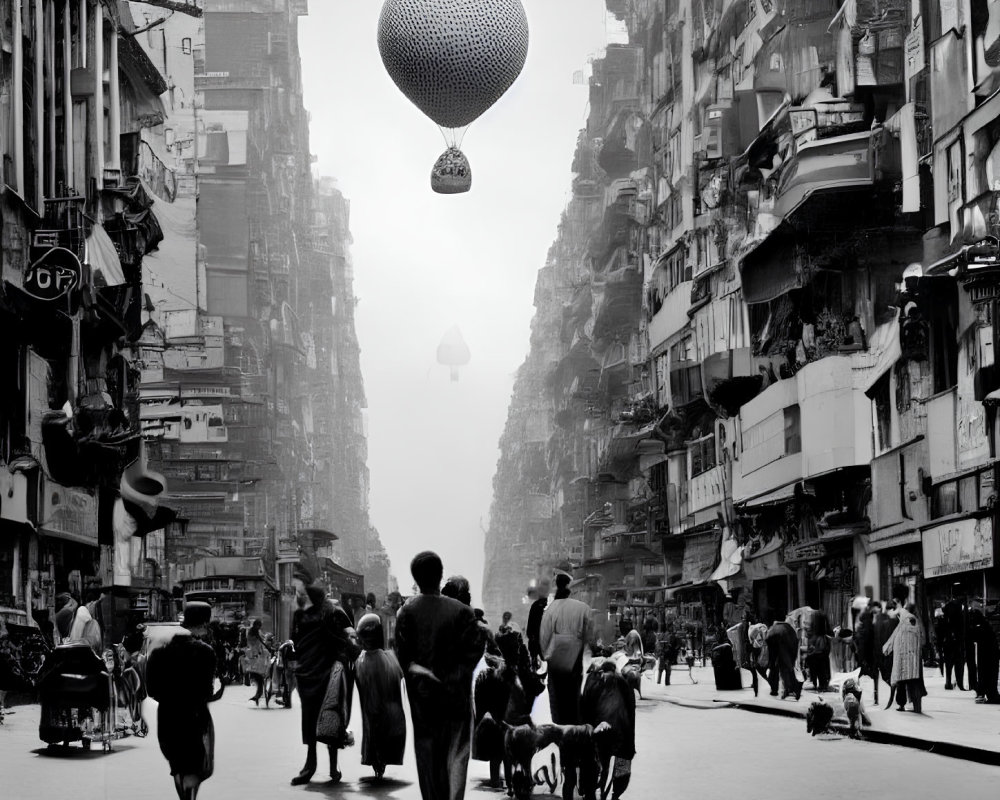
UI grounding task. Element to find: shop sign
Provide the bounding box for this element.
[681,531,721,584]
[40,481,98,546]
[922,517,994,578]
[783,541,826,565]
[904,27,924,84]
[967,236,1000,270]
[23,248,81,301]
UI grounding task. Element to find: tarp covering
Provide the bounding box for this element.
[681,531,722,584]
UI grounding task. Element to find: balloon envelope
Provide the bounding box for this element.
[377,0,530,130]
[437,326,471,367]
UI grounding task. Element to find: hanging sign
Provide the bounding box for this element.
[23,247,82,301]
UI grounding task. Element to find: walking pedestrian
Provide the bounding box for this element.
[641,612,658,655]
[883,591,926,712]
[289,565,360,786]
[655,626,679,686]
[805,609,832,692]
[145,601,224,800]
[967,605,999,704]
[539,572,593,723]
[747,620,768,697]
[498,611,515,636]
[526,577,549,670]
[245,619,271,706]
[764,618,802,700]
[354,613,406,779]
[395,552,484,800]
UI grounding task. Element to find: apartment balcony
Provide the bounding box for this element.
[732,356,873,505]
[648,282,693,355]
[591,269,642,342]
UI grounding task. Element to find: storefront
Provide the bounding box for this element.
[922,515,997,610]
[879,542,924,611]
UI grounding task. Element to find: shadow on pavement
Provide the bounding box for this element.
[31,742,140,758]
[303,776,414,796]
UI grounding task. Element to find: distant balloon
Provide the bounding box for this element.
[377,0,530,194]
[437,326,471,381]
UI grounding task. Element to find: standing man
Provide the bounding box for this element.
[539,572,593,723]
[395,552,484,800]
[526,577,550,671]
[146,601,224,800]
[289,565,359,787]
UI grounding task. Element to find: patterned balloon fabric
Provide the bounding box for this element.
[377,0,530,130]
[430,147,472,194]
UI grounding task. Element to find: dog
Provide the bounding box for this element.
[841,676,871,738]
[805,696,833,736]
[501,720,612,800]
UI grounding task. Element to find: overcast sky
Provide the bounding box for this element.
[298,2,614,604]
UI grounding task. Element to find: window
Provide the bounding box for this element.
[783,405,801,454]
[690,434,717,476]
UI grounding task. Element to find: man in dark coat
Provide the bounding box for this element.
[764,619,801,700]
[146,601,224,800]
[290,566,359,786]
[396,551,484,800]
[968,606,1000,704]
[526,578,550,670]
[939,598,968,690]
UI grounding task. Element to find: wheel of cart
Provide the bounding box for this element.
[36,643,115,752]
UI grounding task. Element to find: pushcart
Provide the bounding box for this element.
[37,643,116,752]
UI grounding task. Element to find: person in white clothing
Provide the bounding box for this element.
[539,573,593,724]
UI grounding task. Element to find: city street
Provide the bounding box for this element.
[1,673,998,800]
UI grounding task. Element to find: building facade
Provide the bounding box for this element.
[484,0,1000,651]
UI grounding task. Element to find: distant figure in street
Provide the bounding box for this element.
[655,627,680,686]
[290,565,360,786]
[146,601,224,800]
[641,613,659,655]
[526,578,550,670]
[354,613,406,779]
[498,611,514,636]
[619,611,634,639]
[883,588,926,712]
[245,619,271,706]
[539,572,593,723]
[395,552,484,800]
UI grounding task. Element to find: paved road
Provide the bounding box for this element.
[0,677,997,800]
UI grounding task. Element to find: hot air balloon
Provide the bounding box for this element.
[377,0,530,194]
[437,326,471,381]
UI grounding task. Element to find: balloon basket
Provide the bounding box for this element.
[431,147,471,194]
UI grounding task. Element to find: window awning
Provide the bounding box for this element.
[859,310,902,394]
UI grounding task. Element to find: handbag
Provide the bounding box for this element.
[316,661,352,746]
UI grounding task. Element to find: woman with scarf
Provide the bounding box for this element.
[354,613,406,779]
[290,566,360,786]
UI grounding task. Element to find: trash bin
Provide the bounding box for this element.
[711,643,742,691]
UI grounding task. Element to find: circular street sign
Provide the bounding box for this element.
[23,247,82,301]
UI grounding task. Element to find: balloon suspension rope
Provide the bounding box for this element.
[438,124,470,151]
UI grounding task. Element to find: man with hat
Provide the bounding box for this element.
[289,564,360,786]
[145,601,224,800]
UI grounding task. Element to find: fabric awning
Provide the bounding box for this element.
[681,531,722,584]
[86,224,126,287]
[737,481,798,509]
[710,530,743,581]
[858,310,902,394]
[740,536,788,580]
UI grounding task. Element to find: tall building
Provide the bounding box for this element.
[0,0,174,642]
[485,0,1000,650]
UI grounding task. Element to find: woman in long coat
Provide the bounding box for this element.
[245,619,271,706]
[882,604,925,712]
[354,613,406,779]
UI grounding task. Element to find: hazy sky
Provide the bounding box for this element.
[298,2,613,604]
